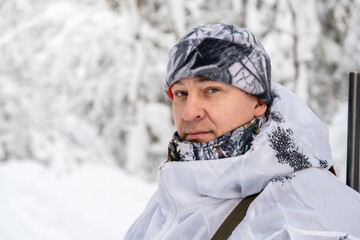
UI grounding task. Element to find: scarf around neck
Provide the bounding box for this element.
[167,115,267,162]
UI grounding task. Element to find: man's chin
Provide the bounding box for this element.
[184,133,216,143]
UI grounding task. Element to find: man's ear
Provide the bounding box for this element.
[254,99,267,117]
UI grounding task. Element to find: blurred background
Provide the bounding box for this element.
[1,0,360,239]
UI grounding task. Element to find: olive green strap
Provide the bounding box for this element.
[211,193,260,240]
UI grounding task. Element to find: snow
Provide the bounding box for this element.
[328,102,348,181]
[0,0,359,239]
[168,0,186,36]
[126,102,174,179]
[0,161,156,240]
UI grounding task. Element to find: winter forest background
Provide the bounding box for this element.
[1,0,360,239]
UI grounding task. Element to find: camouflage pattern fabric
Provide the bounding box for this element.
[167,115,267,162]
[164,23,273,104]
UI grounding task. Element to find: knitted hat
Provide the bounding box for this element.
[164,23,273,104]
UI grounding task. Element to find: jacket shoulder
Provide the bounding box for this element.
[230,168,360,240]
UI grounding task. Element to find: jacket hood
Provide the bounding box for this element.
[158,82,333,210]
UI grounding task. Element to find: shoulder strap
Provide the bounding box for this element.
[212,166,336,240]
[211,192,260,240]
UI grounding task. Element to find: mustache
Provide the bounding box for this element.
[181,121,212,133]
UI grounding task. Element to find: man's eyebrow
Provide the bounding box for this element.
[197,78,217,84]
[173,78,217,86]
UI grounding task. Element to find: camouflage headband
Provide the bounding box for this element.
[164,23,273,104]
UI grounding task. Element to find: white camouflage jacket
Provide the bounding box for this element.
[125,83,360,240]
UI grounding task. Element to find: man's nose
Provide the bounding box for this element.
[182,93,205,121]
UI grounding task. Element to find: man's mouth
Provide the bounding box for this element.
[185,130,212,141]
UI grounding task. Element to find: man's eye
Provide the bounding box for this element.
[175,91,187,97]
[207,88,220,93]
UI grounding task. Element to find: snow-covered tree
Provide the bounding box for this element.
[1,0,359,179]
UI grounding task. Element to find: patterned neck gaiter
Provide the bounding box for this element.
[167,115,267,162]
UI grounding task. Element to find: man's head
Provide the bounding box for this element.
[171,77,267,142]
[164,23,272,142]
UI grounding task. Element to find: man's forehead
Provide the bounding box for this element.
[173,78,218,86]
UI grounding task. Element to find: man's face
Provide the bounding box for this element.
[171,78,267,143]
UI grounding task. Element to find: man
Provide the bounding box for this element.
[125,24,360,239]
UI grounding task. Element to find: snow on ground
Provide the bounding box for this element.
[0,161,156,240]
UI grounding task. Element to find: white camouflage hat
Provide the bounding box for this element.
[164,23,273,104]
